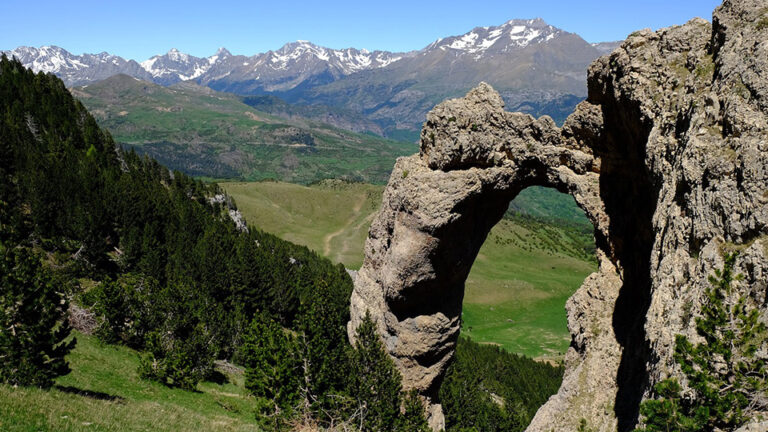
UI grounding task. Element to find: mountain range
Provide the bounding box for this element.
[4,19,620,138]
[3,42,406,89]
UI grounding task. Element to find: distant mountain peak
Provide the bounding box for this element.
[260,40,401,75]
[207,47,232,65]
[591,41,623,55]
[426,18,565,56]
[502,17,546,26]
[165,48,189,62]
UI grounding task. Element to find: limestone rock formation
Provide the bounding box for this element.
[348,1,768,430]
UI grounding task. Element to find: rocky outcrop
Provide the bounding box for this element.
[348,1,768,431]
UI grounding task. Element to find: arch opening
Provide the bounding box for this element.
[459,186,597,359]
[438,185,598,431]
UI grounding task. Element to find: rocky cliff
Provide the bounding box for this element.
[348,1,768,430]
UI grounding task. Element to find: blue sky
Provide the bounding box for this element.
[2,0,722,60]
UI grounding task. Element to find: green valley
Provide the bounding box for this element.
[222,181,597,359]
[72,75,415,183]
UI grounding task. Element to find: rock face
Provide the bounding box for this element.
[348,1,768,431]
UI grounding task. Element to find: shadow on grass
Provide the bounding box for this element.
[205,370,229,385]
[55,385,124,402]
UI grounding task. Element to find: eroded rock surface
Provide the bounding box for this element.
[348,1,768,430]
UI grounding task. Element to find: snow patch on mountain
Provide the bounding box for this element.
[428,18,564,56]
[138,48,215,83]
[261,41,400,74]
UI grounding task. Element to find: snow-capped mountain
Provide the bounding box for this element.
[285,18,605,132]
[4,18,614,136]
[3,46,152,86]
[198,41,406,94]
[2,18,611,92]
[2,42,404,90]
[425,19,564,56]
[265,41,401,74]
[139,48,216,85]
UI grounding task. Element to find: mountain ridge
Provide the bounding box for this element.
[4,18,611,90]
[2,41,408,88]
[4,19,612,137]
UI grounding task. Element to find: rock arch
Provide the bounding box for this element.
[348,83,634,431]
[349,2,768,430]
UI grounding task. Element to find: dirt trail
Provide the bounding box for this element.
[323,193,366,259]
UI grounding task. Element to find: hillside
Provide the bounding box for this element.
[72,74,415,183]
[1,331,561,432]
[0,333,255,432]
[222,180,382,268]
[222,181,596,358]
[0,52,352,414]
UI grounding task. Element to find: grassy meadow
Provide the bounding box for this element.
[0,333,256,432]
[222,181,596,359]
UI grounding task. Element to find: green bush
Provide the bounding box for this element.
[138,325,216,391]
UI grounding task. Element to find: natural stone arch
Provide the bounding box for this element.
[348,84,631,430]
[349,2,768,430]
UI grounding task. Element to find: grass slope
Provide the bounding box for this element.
[508,186,591,228]
[222,181,596,358]
[72,75,415,183]
[461,217,595,359]
[223,180,382,269]
[0,333,255,432]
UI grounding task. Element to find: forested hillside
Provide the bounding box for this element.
[0,54,352,424]
[441,338,564,431]
[0,53,350,339]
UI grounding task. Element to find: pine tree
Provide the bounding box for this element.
[636,253,768,431]
[94,278,129,344]
[397,389,431,432]
[138,322,215,391]
[0,242,76,388]
[241,313,302,419]
[137,282,218,391]
[349,311,403,432]
[298,280,349,404]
